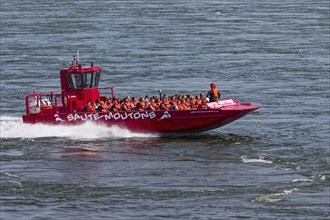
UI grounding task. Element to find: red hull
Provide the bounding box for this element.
[22,102,260,133]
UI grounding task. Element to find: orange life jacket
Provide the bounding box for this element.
[160,101,170,110]
[131,101,137,108]
[211,89,219,98]
[151,102,158,109]
[115,104,121,111]
[87,106,95,112]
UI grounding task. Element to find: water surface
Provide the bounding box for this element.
[1,0,329,219]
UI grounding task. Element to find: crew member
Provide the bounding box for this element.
[207,83,220,102]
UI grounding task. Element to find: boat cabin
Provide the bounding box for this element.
[24,52,113,115]
[59,55,102,112]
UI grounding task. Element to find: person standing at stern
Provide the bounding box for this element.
[207,83,221,102]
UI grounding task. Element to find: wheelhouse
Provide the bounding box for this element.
[24,52,114,116]
[67,69,101,90]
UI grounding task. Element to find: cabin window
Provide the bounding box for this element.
[67,71,101,89]
[93,71,100,87]
[73,73,83,88]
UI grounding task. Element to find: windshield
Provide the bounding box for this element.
[68,71,101,89]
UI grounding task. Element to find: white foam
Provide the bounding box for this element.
[8,180,23,188]
[253,188,298,203]
[0,116,158,140]
[240,155,273,164]
[293,175,328,183]
[293,178,314,183]
[3,172,19,178]
[3,172,23,188]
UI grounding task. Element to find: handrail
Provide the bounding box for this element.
[25,90,63,115]
[98,86,114,98]
[25,89,63,96]
[26,87,114,97]
[25,87,116,115]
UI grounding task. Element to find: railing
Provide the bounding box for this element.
[98,87,115,99]
[25,90,63,115]
[25,87,115,115]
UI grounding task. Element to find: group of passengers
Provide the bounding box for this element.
[82,83,221,112]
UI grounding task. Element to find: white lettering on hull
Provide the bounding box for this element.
[61,111,157,123]
[206,99,237,109]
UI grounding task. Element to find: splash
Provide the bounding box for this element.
[0,116,158,140]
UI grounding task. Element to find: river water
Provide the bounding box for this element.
[0,0,329,219]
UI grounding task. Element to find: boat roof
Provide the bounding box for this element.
[65,65,101,73]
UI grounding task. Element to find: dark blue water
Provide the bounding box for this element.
[1,0,329,219]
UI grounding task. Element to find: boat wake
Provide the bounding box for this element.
[0,116,158,140]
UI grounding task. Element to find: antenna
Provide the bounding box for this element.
[76,50,80,64]
[71,55,76,67]
[159,90,162,99]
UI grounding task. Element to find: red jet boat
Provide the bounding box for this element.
[22,53,261,133]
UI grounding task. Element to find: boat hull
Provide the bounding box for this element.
[22,103,260,133]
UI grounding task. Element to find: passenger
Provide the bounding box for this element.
[110,100,121,112]
[96,101,108,112]
[112,96,121,104]
[184,97,190,109]
[95,98,101,105]
[155,98,161,109]
[90,92,218,112]
[195,95,202,105]
[82,102,91,112]
[169,96,177,106]
[138,97,146,110]
[189,98,197,109]
[144,97,149,109]
[91,102,97,112]
[134,102,145,112]
[127,96,132,105]
[207,83,220,102]
[176,100,182,110]
[106,100,112,109]
[121,98,132,111]
[101,101,108,112]
[146,98,157,110]
[131,96,137,109]
[197,98,208,110]
[151,98,158,110]
[202,97,208,106]
[96,103,102,112]
[170,101,179,110]
[160,96,171,110]
[178,99,187,110]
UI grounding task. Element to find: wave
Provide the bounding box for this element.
[0,116,158,140]
[240,155,273,164]
[293,174,327,183]
[253,188,298,203]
